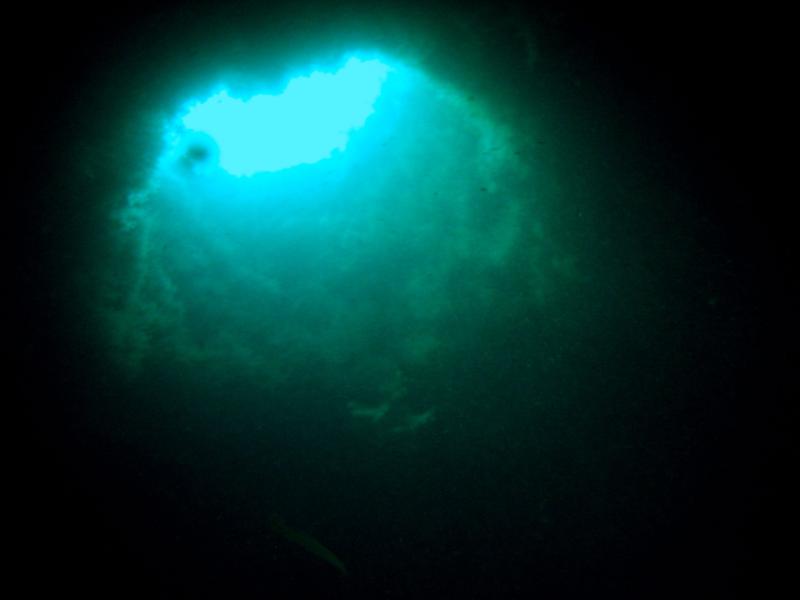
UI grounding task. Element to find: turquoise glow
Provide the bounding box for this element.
[179,57,391,176]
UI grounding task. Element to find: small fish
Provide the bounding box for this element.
[347,400,390,422]
[270,514,348,576]
[391,408,435,433]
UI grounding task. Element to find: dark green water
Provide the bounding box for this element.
[22,2,790,598]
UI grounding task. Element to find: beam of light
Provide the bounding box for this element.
[176,57,391,176]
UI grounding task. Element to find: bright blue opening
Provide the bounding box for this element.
[178,57,391,176]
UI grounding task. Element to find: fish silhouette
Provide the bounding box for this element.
[269,514,348,576]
